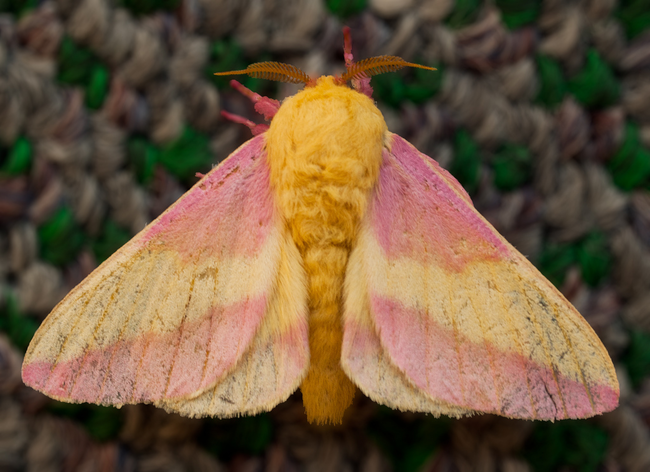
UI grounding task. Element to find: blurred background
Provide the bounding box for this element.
[1,0,650,470]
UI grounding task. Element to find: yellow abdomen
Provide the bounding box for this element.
[266,77,386,424]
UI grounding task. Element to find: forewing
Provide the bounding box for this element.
[342,133,619,420]
[23,136,307,408]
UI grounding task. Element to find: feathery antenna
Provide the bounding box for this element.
[340,56,436,83]
[214,62,311,85]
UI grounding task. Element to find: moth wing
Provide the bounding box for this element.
[158,230,308,418]
[23,135,309,413]
[342,133,619,420]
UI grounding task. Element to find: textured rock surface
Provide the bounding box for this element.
[1,0,650,470]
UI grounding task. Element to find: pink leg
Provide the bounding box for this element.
[221,80,281,135]
[343,26,355,68]
[221,110,269,136]
[343,26,373,98]
[230,80,280,120]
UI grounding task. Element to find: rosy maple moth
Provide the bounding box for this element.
[22,31,619,425]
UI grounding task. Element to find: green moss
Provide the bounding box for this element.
[617,0,650,39]
[208,39,247,90]
[158,126,213,181]
[539,232,611,288]
[116,0,180,15]
[492,143,532,191]
[495,0,541,29]
[368,406,451,472]
[525,421,609,472]
[48,402,123,442]
[207,39,269,93]
[0,137,32,176]
[567,49,620,109]
[576,231,611,287]
[326,0,366,18]
[0,0,37,15]
[57,37,109,109]
[404,63,444,104]
[92,219,132,264]
[450,129,481,194]
[199,414,273,461]
[85,65,110,110]
[623,329,650,388]
[127,136,160,185]
[445,0,482,29]
[57,37,98,86]
[535,55,567,109]
[373,74,407,109]
[607,122,650,191]
[0,292,38,351]
[538,241,576,288]
[37,206,86,267]
[373,64,441,109]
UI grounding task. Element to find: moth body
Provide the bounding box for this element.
[266,76,386,423]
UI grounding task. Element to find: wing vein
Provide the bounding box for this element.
[423,233,431,393]
[129,265,180,402]
[163,272,198,398]
[445,276,466,406]
[243,341,255,408]
[462,277,501,412]
[68,263,131,396]
[488,264,537,419]
[48,263,128,376]
[207,371,220,412]
[197,261,220,392]
[519,274,568,418]
[549,297,596,413]
[43,263,129,331]
[98,251,160,400]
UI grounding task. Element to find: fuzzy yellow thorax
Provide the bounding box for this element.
[266,76,387,424]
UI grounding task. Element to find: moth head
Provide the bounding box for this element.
[213,28,435,99]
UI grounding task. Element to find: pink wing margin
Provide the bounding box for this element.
[342,133,619,420]
[23,135,308,409]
